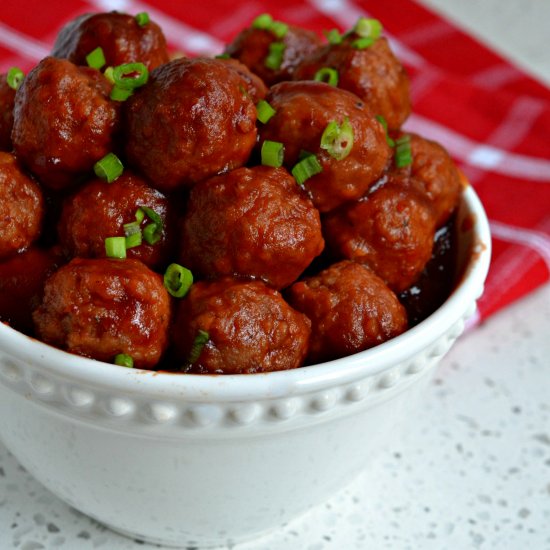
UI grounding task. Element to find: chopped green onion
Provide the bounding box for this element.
[352,36,375,49]
[135,208,145,223]
[125,232,142,249]
[375,114,395,147]
[6,67,24,90]
[112,62,149,90]
[324,29,343,45]
[143,222,161,245]
[110,86,133,101]
[261,140,284,168]
[353,17,382,39]
[94,152,124,183]
[140,206,162,228]
[395,134,413,168]
[114,353,134,368]
[187,329,209,365]
[264,42,285,70]
[104,66,115,84]
[163,263,193,298]
[86,47,106,70]
[215,53,231,59]
[256,99,276,124]
[135,12,150,26]
[252,13,273,29]
[270,21,288,38]
[320,117,354,160]
[314,67,339,86]
[292,154,323,186]
[105,236,126,259]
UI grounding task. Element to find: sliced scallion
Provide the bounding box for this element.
[112,62,149,90]
[252,13,273,30]
[135,208,145,223]
[256,99,276,124]
[114,353,134,368]
[395,134,413,168]
[354,17,382,40]
[110,86,133,101]
[314,67,339,86]
[143,222,161,245]
[261,140,284,168]
[324,29,343,45]
[163,263,193,298]
[6,67,24,90]
[352,36,375,49]
[105,236,126,259]
[135,12,150,26]
[86,47,106,70]
[375,114,395,147]
[104,66,115,84]
[187,329,209,365]
[270,21,288,38]
[292,154,323,186]
[264,42,285,70]
[94,152,123,183]
[320,117,354,160]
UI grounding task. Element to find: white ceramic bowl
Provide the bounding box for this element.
[0,185,490,548]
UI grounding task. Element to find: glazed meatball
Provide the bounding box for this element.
[172,278,311,374]
[0,76,15,151]
[0,152,44,260]
[58,171,173,268]
[12,57,120,191]
[259,81,391,212]
[225,22,321,85]
[323,176,437,292]
[393,133,462,227]
[180,166,324,289]
[0,246,64,333]
[33,258,172,369]
[124,57,257,192]
[287,261,407,364]
[220,57,268,102]
[294,36,411,131]
[51,12,169,71]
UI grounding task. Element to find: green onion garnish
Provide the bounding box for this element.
[395,134,413,168]
[292,154,323,186]
[114,353,134,368]
[256,99,276,124]
[138,206,163,245]
[375,114,395,147]
[187,329,209,365]
[110,86,133,101]
[6,67,24,90]
[264,42,285,70]
[135,208,145,223]
[215,53,231,59]
[324,29,343,45]
[85,47,106,70]
[104,66,115,84]
[270,21,288,38]
[352,37,375,49]
[163,263,193,298]
[139,206,162,228]
[320,117,354,160]
[135,12,150,26]
[105,236,126,259]
[354,17,382,40]
[112,62,149,90]
[123,221,141,236]
[94,152,124,183]
[142,223,159,245]
[261,140,284,168]
[125,232,142,249]
[252,13,273,30]
[314,67,339,86]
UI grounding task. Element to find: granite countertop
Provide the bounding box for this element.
[1,0,549,548]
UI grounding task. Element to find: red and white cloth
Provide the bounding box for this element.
[1,0,549,321]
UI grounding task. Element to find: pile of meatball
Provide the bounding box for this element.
[0,12,463,374]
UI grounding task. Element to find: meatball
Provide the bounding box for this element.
[124,57,257,192]
[225,23,321,85]
[258,81,391,212]
[323,176,437,292]
[294,37,410,131]
[58,171,173,268]
[0,246,63,333]
[33,258,172,369]
[287,261,408,364]
[0,152,44,260]
[220,57,268,103]
[12,57,120,191]
[0,76,15,151]
[393,133,462,227]
[172,278,311,374]
[180,166,324,289]
[51,12,169,71]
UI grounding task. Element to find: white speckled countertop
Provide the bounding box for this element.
[1,1,549,548]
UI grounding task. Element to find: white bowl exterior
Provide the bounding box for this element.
[0,185,490,547]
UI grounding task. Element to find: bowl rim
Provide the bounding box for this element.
[0,185,491,402]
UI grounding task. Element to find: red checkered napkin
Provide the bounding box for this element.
[1,0,549,321]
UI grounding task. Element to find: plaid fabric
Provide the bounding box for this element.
[1,0,549,321]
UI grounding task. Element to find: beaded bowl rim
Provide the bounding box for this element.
[0,185,490,403]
